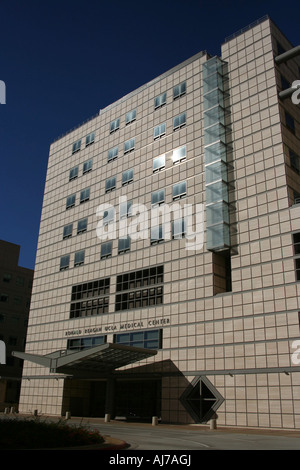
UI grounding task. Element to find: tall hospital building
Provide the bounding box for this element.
[15,16,300,429]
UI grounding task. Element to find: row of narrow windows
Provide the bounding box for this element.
[67,134,187,204]
[60,209,188,271]
[70,146,186,194]
[70,81,186,154]
[64,84,186,275]
[71,111,185,165]
[65,174,187,211]
[60,231,300,291]
[67,92,187,215]
[67,328,162,351]
[67,145,186,198]
[69,266,164,318]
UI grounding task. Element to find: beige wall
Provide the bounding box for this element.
[18,18,300,428]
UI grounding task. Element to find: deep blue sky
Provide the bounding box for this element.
[0,0,299,270]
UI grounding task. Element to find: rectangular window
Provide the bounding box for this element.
[172,145,186,164]
[293,232,300,255]
[80,188,90,203]
[110,118,120,133]
[66,194,76,209]
[290,149,299,173]
[213,252,232,294]
[154,92,166,109]
[125,109,136,125]
[77,218,87,234]
[70,277,110,318]
[60,255,70,271]
[116,287,163,310]
[151,189,165,206]
[173,112,186,130]
[120,200,132,219]
[151,225,164,244]
[122,168,134,185]
[116,266,164,292]
[172,181,187,200]
[72,139,81,154]
[69,166,78,181]
[103,207,115,225]
[86,132,95,146]
[63,223,73,239]
[124,138,135,154]
[3,274,11,283]
[173,81,186,100]
[153,154,165,172]
[118,237,131,254]
[172,218,186,239]
[0,293,8,302]
[71,278,110,301]
[101,241,113,259]
[285,112,295,134]
[154,123,166,140]
[105,176,116,193]
[114,329,162,349]
[108,146,118,162]
[74,250,85,267]
[294,191,300,205]
[295,258,300,281]
[115,266,163,311]
[83,159,93,174]
[293,233,300,281]
[67,335,106,351]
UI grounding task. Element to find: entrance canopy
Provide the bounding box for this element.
[13,343,157,378]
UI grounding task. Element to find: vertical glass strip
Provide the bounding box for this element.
[203,57,230,251]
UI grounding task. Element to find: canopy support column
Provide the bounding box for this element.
[105,377,116,419]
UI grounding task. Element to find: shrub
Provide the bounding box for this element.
[0,417,104,449]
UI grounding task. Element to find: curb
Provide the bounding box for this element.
[99,437,130,450]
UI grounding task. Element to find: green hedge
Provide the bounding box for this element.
[0,418,104,449]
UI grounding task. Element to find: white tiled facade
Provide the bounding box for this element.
[18,17,300,429]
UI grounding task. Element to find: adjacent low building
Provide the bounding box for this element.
[15,16,300,429]
[0,240,33,410]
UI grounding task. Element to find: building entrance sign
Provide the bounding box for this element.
[64,317,170,338]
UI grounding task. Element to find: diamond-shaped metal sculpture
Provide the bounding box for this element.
[180,376,224,423]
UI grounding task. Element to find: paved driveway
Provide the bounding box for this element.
[79,419,300,451]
